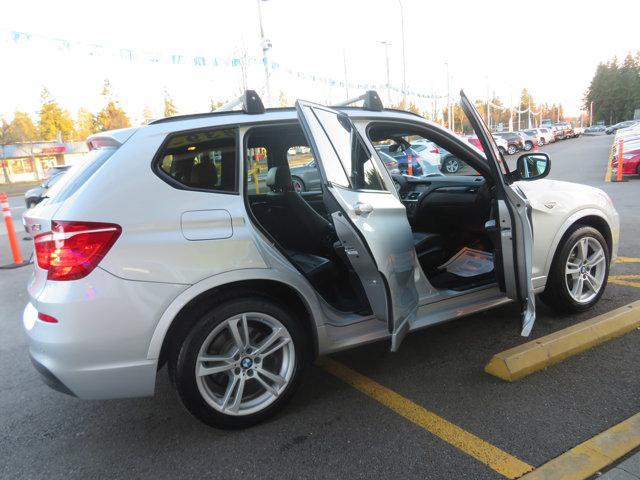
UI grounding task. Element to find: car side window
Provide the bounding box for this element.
[157,128,237,192]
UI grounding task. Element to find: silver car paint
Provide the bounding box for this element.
[23,108,620,400]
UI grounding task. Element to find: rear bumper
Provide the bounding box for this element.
[23,267,187,399]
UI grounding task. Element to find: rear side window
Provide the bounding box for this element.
[156,128,237,193]
[45,147,117,204]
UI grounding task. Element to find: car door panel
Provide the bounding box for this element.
[459,91,536,336]
[296,100,418,350]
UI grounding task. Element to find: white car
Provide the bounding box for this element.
[535,127,555,145]
[410,139,441,167]
[23,90,619,429]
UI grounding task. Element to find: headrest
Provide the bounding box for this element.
[266,165,293,192]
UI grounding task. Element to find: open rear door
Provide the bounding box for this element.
[459,91,536,336]
[296,100,419,350]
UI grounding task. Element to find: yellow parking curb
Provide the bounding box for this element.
[615,256,640,263]
[485,301,640,382]
[609,275,640,288]
[519,413,640,480]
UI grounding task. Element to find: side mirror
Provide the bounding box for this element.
[515,152,551,181]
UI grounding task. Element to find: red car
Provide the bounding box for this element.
[612,150,640,176]
[467,137,484,152]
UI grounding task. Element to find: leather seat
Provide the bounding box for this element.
[264,165,331,254]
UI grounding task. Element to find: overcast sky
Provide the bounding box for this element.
[1,0,638,122]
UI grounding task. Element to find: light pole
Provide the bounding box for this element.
[445,62,451,130]
[256,0,272,107]
[381,41,392,103]
[398,0,406,105]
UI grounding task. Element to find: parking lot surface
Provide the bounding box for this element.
[1,134,638,479]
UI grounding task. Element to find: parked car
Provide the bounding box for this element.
[289,159,322,192]
[584,125,606,134]
[535,127,555,145]
[24,171,67,208]
[521,130,541,149]
[409,139,442,167]
[492,135,510,155]
[23,90,619,429]
[611,151,640,176]
[44,165,71,179]
[493,132,524,154]
[573,126,584,137]
[553,122,573,139]
[606,120,638,135]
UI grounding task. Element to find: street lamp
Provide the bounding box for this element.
[256,0,272,107]
[398,0,406,105]
[445,61,451,130]
[380,41,392,103]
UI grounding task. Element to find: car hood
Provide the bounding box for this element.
[515,179,612,214]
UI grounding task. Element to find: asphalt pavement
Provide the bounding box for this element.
[0,134,638,479]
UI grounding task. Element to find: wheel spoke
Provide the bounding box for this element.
[254,327,286,355]
[585,273,600,293]
[587,249,605,267]
[227,376,246,414]
[578,238,588,261]
[571,276,584,298]
[566,261,581,276]
[227,316,249,350]
[220,375,238,410]
[256,367,287,388]
[255,372,280,397]
[198,358,235,377]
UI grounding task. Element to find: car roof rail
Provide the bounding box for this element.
[334,90,384,112]
[215,90,265,114]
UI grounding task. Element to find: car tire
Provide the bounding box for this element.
[498,146,506,156]
[170,296,308,429]
[291,176,305,193]
[507,144,517,155]
[443,156,460,174]
[540,225,609,314]
[538,138,545,147]
[524,141,533,151]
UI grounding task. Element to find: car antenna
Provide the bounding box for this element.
[334,90,384,112]
[215,90,265,114]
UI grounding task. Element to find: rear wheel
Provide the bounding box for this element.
[507,144,517,155]
[524,141,533,151]
[170,297,308,429]
[291,176,305,193]
[538,138,545,146]
[540,226,609,314]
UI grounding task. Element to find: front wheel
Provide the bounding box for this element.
[442,156,460,174]
[170,297,308,429]
[540,226,609,314]
[538,138,545,146]
[524,141,533,151]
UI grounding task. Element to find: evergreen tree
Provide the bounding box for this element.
[38,88,74,141]
[96,79,131,131]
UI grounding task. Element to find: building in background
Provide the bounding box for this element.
[0,141,88,183]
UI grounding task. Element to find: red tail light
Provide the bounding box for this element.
[38,312,58,323]
[34,221,122,281]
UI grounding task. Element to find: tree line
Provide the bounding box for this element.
[0,79,182,145]
[584,52,640,125]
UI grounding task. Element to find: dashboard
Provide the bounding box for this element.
[395,174,490,234]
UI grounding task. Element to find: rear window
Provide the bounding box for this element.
[45,147,117,204]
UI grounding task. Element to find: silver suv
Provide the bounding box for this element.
[23,90,619,429]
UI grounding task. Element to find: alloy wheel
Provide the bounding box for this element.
[195,312,295,416]
[564,237,607,303]
[444,158,459,173]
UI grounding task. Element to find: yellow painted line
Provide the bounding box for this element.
[485,301,640,382]
[615,256,640,263]
[318,357,533,479]
[609,275,640,289]
[520,413,640,480]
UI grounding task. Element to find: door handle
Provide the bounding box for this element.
[354,202,373,215]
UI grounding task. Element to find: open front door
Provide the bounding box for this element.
[459,91,536,336]
[296,100,419,350]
